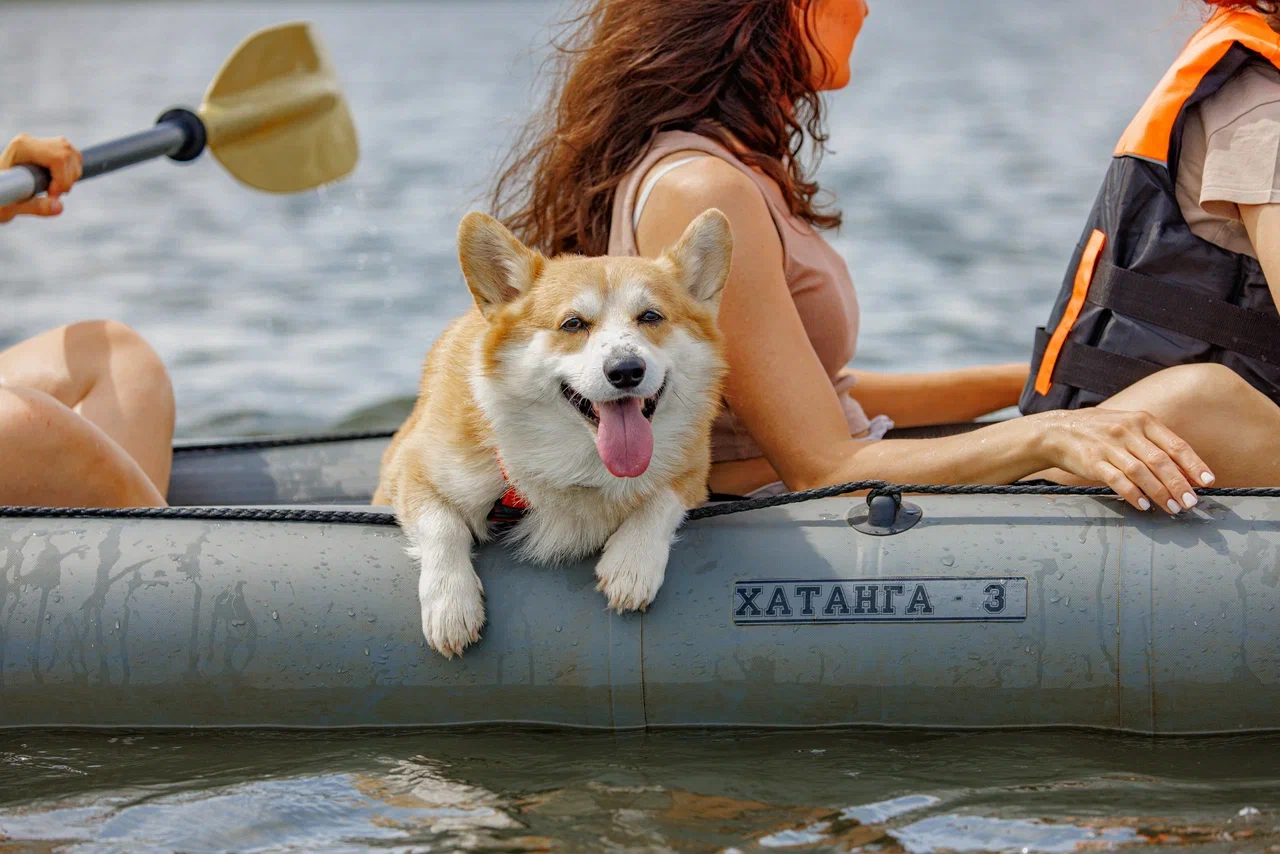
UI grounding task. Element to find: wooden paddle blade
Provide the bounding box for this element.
[198,21,358,193]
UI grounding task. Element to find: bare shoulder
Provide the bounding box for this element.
[637,153,779,259]
[647,153,767,216]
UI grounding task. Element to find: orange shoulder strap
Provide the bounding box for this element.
[1116,9,1280,163]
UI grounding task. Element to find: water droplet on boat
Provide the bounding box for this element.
[114,622,120,631]
[271,611,278,621]
[363,648,369,656]
[555,626,562,632]
[348,609,354,617]
[367,616,376,623]
[1057,572,1065,580]
[1050,597,1061,604]
[231,620,245,627]
[941,556,955,567]
[1065,597,1070,607]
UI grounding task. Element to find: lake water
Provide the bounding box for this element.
[3,1,1276,852]
[0,0,1205,437]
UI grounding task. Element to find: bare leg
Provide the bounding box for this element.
[1037,363,1280,487]
[0,320,175,497]
[0,387,166,507]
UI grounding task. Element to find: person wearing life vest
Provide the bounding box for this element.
[1023,1,1280,463]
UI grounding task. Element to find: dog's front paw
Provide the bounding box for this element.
[595,544,669,614]
[419,571,485,659]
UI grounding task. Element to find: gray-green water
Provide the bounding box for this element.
[3,1,1275,851]
[1,728,1277,852]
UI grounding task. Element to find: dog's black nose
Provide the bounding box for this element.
[605,355,646,390]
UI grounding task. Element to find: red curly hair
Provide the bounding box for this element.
[489,0,839,258]
[1201,0,1277,11]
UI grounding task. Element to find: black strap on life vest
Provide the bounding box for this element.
[1087,261,1280,365]
[1038,260,1280,402]
[1042,334,1163,400]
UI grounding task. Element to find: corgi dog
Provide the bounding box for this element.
[374,209,731,658]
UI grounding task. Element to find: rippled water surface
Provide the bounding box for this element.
[1,728,1278,852]
[3,2,1274,851]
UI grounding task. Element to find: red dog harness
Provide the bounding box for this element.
[488,456,529,526]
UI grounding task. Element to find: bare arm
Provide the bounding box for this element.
[1240,204,1280,306]
[635,158,1210,511]
[843,364,1026,427]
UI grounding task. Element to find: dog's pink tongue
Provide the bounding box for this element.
[595,398,654,478]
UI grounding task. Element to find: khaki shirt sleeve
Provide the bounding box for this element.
[1198,63,1280,220]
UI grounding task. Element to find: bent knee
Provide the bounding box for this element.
[0,386,69,437]
[70,319,173,403]
[75,319,164,367]
[1125,362,1273,430]
[1153,363,1252,404]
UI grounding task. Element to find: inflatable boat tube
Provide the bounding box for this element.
[1,430,1277,734]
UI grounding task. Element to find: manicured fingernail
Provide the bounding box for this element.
[1138,498,1151,511]
[1182,492,1198,509]
[1201,472,1215,485]
[1167,499,1181,515]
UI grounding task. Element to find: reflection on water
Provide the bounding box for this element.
[0,728,1276,852]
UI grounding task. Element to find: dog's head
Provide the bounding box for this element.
[459,210,731,484]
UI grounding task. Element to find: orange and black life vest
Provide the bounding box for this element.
[1021,10,1280,413]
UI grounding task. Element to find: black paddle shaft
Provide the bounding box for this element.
[0,108,206,205]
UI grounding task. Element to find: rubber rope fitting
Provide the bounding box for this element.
[155,108,208,163]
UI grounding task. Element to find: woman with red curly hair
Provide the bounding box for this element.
[1024,1,1280,455]
[487,0,1280,513]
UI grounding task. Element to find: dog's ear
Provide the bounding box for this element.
[665,208,734,305]
[457,212,545,317]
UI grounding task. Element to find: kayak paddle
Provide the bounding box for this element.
[0,20,358,206]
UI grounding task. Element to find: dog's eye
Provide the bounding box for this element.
[560,316,587,332]
[637,310,664,324]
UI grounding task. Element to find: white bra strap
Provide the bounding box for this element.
[632,155,707,233]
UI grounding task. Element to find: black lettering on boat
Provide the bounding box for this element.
[794,585,822,616]
[881,584,905,615]
[906,585,935,615]
[983,583,1006,614]
[733,577,1026,625]
[734,586,763,617]
[823,586,851,616]
[853,585,879,615]
[764,587,792,617]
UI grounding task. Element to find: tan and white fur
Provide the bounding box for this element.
[374,210,731,658]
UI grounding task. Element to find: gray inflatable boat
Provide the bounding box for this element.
[1,428,1277,735]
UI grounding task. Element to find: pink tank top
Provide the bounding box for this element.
[608,130,874,462]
